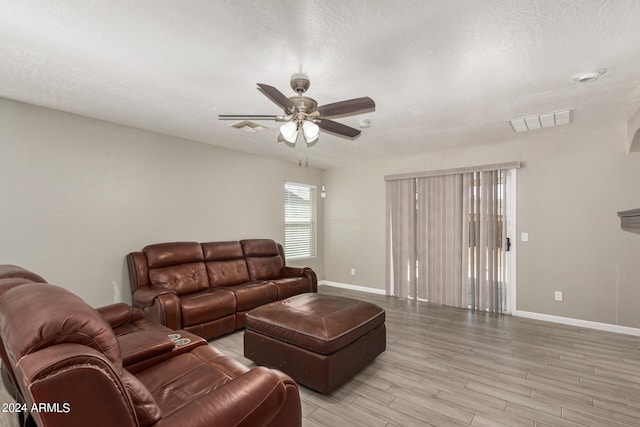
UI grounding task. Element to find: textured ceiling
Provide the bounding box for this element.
[1,0,640,169]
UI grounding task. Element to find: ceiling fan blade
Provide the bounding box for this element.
[256,83,297,113]
[315,96,375,118]
[218,114,287,121]
[317,118,361,139]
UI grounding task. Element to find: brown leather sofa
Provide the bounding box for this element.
[0,281,302,427]
[127,239,317,340]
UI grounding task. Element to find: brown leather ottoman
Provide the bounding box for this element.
[244,293,386,394]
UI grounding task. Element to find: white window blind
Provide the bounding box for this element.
[284,182,316,259]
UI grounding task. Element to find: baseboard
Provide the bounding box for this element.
[318,282,640,337]
[318,280,387,295]
[514,310,640,337]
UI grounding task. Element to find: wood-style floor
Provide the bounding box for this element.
[2,285,640,427]
[217,286,640,427]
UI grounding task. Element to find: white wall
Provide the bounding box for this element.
[4,95,640,329]
[0,98,324,307]
[323,126,640,328]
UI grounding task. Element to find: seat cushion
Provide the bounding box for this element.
[224,281,278,312]
[180,288,236,327]
[135,345,248,418]
[245,293,385,355]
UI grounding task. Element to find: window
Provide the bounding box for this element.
[284,182,316,259]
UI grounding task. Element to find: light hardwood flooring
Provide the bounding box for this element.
[216,286,640,427]
[2,285,640,426]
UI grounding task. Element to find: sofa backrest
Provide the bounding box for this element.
[202,241,251,287]
[0,283,121,366]
[129,239,294,292]
[241,239,285,280]
[143,242,209,296]
[0,264,46,283]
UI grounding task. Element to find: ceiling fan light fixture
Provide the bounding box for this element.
[302,120,320,143]
[280,121,298,143]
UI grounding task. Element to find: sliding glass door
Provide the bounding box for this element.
[386,166,516,314]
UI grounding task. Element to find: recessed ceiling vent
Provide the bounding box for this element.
[509,109,573,133]
[230,120,267,133]
[574,68,607,83]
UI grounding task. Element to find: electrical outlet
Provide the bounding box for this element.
[350,268,356,276]
[554,291,563,301]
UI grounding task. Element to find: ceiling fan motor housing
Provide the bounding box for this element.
[289,96,317,114]
[290,73,310,94]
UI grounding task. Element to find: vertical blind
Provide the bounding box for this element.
[284,182,316,259]
[386,163,518,313]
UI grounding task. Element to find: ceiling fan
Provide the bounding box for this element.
[219,73,375,146]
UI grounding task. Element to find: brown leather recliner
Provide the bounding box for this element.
[0,265,180,396]
[127,239,317,340]
[0,265,47,403]
[0,283,302,427]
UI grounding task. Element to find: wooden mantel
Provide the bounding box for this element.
[617,208,640,234]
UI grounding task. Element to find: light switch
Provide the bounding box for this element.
[521,232,529,242]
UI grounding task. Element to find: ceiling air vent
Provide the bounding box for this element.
[230,121,267,133]
[509,109,572,133]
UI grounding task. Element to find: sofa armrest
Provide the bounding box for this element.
[96,303,135,329]
[155,367,301,427]
[281,267,317,293]
[280,266,306,278]
[118,330,177,367]
[133,288,182,330]
[18,344,139,427]
[127,252,150,291]
[133,286,173,307]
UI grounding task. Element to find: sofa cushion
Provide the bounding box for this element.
[202,241,244,260]
[271,277,310,300]
[245,256,284,281]
[240,239,281,257]
[144,242,203,268]
[241,239,284,280]
[0,283,121,365]
[149,262,209,295]
[203,241,251,286]
[205,259,251,287]
[225,281,278,312]
[180,288,236,327]
[134,345,248,418]
[245,293,385,355]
